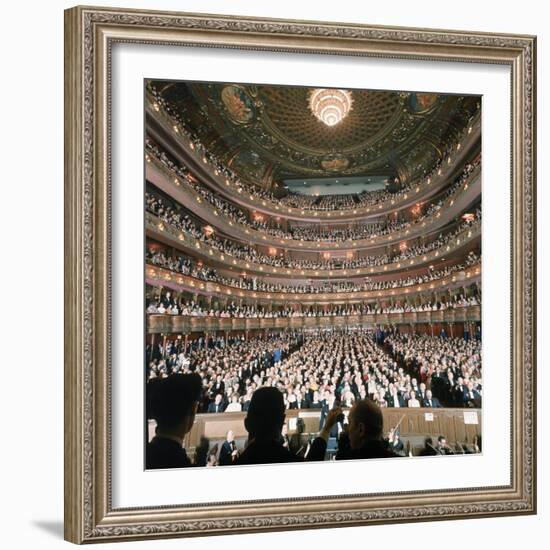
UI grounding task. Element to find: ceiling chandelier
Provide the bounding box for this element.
[309,88,353,127]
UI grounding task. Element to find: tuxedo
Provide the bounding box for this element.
[212,381,225,394]
[430,374,445,401]
[420,445,438,456]
[236,438,302,465]
[390,439,405,454]
[444,379,456,404]
[219,440,237,466]
[319,402,329,430]
[453,384,467,406]
[207,402,225,413]
[417,390,428,403]
[436,445,454,455]
[423,397,442,408]
[303,389,314,403]
[160,295,174,308]
[386,393,405,408]
[463,388,481,407]
[146,436,193,469]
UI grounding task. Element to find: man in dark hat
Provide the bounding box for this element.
[236,387,303,465]
[146,373,203,469]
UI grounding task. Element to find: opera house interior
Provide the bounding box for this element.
[144,80,482,469]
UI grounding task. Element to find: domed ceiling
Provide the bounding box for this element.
[148,80,479,190]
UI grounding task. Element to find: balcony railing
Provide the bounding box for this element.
[145,262,481,304]
[147,211,481,279]
[146,91,481,222]
[147,306,481,334]
[146,155,481,252]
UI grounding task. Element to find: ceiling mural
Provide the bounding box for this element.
[220,85,256,124]
[149,80,479,189]
[320,155,350,172]
[408,92,439,113]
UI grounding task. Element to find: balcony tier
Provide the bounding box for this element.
[145,262,481,305]
[147,306,481,334]
[147,95,481,222]
[147,211,481,279]
[147,157,481,252]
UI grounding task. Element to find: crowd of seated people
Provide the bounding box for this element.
[413,434,481,457]
[148,150,402,242]
[146,329,482,468]
[147,373,437,469]
[146,138,479,242]
[284,165,479,238]
[307,193,355,210]
[385,334,482,408]
[280,189,394,211]
[283,221,402,242]
[146,192,390,268]
[391,210,480,261]
[280,159,478,212]
[146,246,480,294]
[146,193,480,272]
[146,83,479,214]
[147,373,480,468]
[147,85,281,201]
[146,329,481,417]
[146,291,480,317]
[147,371,480,469]
[145,87,483,471]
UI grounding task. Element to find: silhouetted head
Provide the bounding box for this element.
[244,387,285,440]
[147,373,202,436]
[348,399,384,450]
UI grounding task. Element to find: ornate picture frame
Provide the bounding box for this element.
[64,5,536,544]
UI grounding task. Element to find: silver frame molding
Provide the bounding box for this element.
[64,5,537,544]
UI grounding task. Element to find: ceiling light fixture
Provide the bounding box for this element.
[309,88,353,126]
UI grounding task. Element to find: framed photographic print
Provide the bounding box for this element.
[64,5,537,544]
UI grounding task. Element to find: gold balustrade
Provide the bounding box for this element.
[146,211,481,279]
[175,407,482,453]
[146,156,481,252]
[145,262,481,304]
[146,306,481,334]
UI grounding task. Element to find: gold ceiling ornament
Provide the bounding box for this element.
[309,88,354,126]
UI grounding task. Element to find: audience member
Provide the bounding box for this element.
[309,401,399,460]
[218,430,239,466]
[236,388,304,465]
[146,373,202,469]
